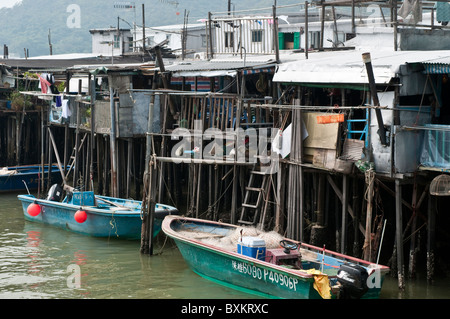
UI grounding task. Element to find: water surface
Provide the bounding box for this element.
[1,191,449,299]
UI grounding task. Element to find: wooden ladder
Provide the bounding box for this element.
[238,166,270,227]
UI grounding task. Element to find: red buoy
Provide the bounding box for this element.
[74,210,87,223]
[27,203,41,217]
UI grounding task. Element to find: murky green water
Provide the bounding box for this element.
[1,191,449,299]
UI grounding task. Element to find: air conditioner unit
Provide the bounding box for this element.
[194,52,205,60]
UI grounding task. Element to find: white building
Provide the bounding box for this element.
[134,23,208,58]
[90,28,134,56]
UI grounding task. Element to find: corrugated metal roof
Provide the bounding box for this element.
[165,60,274,72]
[165,59,276,77]
[273,49,450,85]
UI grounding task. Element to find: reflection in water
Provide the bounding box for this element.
[26,231,42,277]
[1,191,450,299]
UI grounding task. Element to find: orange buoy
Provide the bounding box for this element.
[74,210,87,223]
[27,203,41,217]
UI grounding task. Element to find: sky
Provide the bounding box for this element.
[0,0,21,8]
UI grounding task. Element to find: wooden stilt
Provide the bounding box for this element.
[109,88,118,197]
[341,174,349,254]
[395,179,405,290]
[141,84,157,255]
[140,157,157,255]
[363,169,375,261]
[408,180,418,279]
[96,134,103,195]
[427,191,436,283]
[127,138,132,198]
[352,176,361,258]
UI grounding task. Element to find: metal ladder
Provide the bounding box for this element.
[238,165,270,227]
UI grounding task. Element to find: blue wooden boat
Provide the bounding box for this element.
[18,185,178,239]
[162,215,390,299]
[0,164,64,192]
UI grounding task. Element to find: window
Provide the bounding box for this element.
[114,35,120,49]
[225,32,234,48]
[148,36,155,46]
[201,34,207,47]
[252,30,263,43]
[308,31,320,49]
[128,37,134,51]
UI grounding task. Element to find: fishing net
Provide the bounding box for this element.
[178,225,284,252]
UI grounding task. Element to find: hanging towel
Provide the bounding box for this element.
[38,74,52,94]
[55,96,62,107]
[61,99,71,118]
[398,0,422,24]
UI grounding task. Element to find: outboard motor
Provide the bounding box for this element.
[46,184,63,202]
[337,263,369,299]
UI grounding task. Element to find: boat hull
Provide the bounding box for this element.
[162,215,389,299]
[0,165,64,192]
[18,194,178,239]
[174,238,321,299]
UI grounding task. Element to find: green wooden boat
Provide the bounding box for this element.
[162,215,389,299]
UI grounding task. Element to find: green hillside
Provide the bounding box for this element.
[0,0,304,58]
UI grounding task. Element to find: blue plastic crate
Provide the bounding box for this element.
[71,191,95,206]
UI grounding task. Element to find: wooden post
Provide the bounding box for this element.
[40,105,45,194]
[362,52,387,146]
[408,180,418,279]
[208,12,214,59]
[96,134,104,195]
[341,174,349,254]
[395,179,405,290]
[141,80,157,255]
[305,1,309,59]
[154,46,176,117]
[127,138,133,198]
[351,0,355,34]
[352,176,361,257]
[272,1,279,63]
[320,1,325,48]
[427,192,436,283]
[89,74,95,191]
[393,0,398,51]
[47,124,53,190]
[109,87,118,197]
[142,4,146,53]
[363,169,374,261]
[73,102,81,187]
[140,156,157,255]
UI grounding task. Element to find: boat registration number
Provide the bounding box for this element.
[231,260,298,291]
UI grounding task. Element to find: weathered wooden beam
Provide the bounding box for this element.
[326,174,365,234]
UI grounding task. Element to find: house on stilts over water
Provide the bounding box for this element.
[2,0,450,291]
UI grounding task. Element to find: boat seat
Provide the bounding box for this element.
[265,248,301,267]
